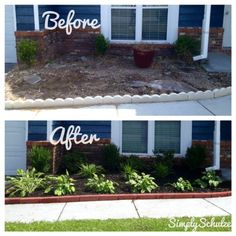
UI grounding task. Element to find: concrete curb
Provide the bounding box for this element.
[5,191,231,204]
[5,87,231,110]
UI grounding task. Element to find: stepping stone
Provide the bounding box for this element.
[23,74,41,85]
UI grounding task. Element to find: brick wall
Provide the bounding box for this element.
[192,140,231,168]
[178,27,225,52]
[15,28,100,63]
[27,141,64,174]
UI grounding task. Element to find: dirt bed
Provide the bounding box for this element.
[5,55,231,101]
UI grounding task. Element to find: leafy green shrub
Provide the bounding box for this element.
[78,163,104,178]
[60,151,86,174]
[185,145,207,171]
[6,168,45,197]
[194,170,222,189]
[17,39,38,66]
[121,163,137,180]
[28,146,51,173]
[172,177,193,192]
[103,143,120,172]
[126,172,158,193]
[85,174,118,194]
[174,36,200,63]
[153,150,174,178]
[45,170,75,196]
[122,155,143,171]
[95,34,109,55]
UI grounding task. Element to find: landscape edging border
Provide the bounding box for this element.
[5,191,231,204]
[5,87,231,109]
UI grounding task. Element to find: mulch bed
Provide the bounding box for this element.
[5,55,231,101]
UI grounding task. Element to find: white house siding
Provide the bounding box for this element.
[5,121,27,175]
[5,5,17,63]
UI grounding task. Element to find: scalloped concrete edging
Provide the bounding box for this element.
[5,87,231,109]
[5,191,231,204]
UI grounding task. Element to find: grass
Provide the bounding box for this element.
[5,216,231,232]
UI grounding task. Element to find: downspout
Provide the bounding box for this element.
[206,121,221,171]
[193,5,211,61]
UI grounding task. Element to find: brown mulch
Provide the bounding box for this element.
[5,55,231,101]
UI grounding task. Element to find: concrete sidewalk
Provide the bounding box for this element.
[5,197,231,223]
[5,96,231,118]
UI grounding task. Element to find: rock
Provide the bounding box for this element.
[23,74,41,85]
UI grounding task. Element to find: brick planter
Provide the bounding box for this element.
[5,191,231,204]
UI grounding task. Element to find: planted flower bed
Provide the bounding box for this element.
[5,144,231,202]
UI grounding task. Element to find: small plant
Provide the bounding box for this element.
[126,172,158,193]
[6,168,45,197]
[17,39,38,66]
[28,146,51,173]
[185,145,207,171]
[60,151,86,174]
[103,143,120,172]
[153,150,174,178]
[172,177,193,192]
[85,174,118,194]
[174,35,200,63]
[45,170,75,196]
[78,163,104,178]
[123,155,143,171]
[195,170,222,189]
[95,34,109,55]
[121,163,137,180]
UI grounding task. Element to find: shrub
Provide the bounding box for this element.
[95,34,109,55]
[103,143,120,172]
[153,150,174,178]
[60,151,86,174]
[85,174,118,194]
[45,170,75,196]
[122,155,143,171]
[6,168,45,197]
[174,36,200,63]
[172,177,193,192]
[121,163,137,180]
[185,145,207,171]
[28,146,51,173]
[126,172,158,193]
[78,163,104,178]
[194,170,222,189]
[17,39,38,66]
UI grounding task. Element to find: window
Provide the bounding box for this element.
[142,6,168,40]
[110,5,168,41]
[111,5,136,40]
[122,121,148,153]
[155,121,180,153]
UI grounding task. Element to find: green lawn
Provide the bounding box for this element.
[5,216,231,232]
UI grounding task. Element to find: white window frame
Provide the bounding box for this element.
[101,5,179,44]
[111,121,192,157]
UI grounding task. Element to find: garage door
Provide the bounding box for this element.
[5,5,17,63]
[5,121,27,175]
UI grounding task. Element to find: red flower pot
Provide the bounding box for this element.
[133,48,155,68]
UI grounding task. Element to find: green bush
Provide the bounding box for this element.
[85,174,118,194]
[194,170,222,189]
[6,168,45,197]
[172,177,193,192]
[28,146,51,173]
[174,35,200,63]
[103,144,120,172]
[185,145,207,171]
[153,150,174,178]
[121,163,137,180]
[45,170,75,196]
[78,163,104,178]
[60,151,86,174]
[17,39,38,66]
[95,34,109,55]
[122,155,143,171]
[126,172,158,193]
